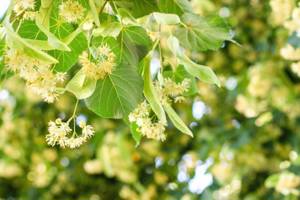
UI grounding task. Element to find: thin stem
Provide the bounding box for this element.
[71,99,79,119]
[158,42,163,72]
[152,39,160,51]
[67,99,79,124]
[72,119,77,137]
[158,25,164,73]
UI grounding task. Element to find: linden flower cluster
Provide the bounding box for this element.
[275,172,300,196]
[13,0,35,16]
[284,7,300,33]
[247,67,271,98]
[46,118,94,149]
[129,78,190,141]
[280,44,300,61]
[280,45,300,77]
[213,179,241,200]
[235,95,267,118]
[275,3,300,77]
[270,0,294,25]
[281,45,300,77]
[156,78,191,104]
[5,49,65,103]
[79,44,116,80]
[129,101,166,141]
[59,0,85,23]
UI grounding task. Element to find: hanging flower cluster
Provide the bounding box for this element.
[79,44,116,80]
[5,49,66,103]
[157,78,191,104]
[129,101,166,141]
[46,118,94,149]
[129,78,190,141]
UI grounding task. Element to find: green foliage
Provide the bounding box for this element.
[0,0,273,199]
[176,13,231,51]
[85,62,144,118]
[51,32,88,72]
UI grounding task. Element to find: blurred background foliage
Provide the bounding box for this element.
[2,0,300,199]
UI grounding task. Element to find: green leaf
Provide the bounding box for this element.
[175,13,231,51]
[118,25,152,67]
[18,20,47,40]
[130,122,142,147]
[84,28,151,118]
[36,15,71,51]
[157,0,192,15]
[163,103,193,137]
[35,0,72,51]
[4,21,58,64]
[142,54,167,124]
[85,62,144,118]
[122,26,152,48]
[93,22,122,38]
[179,56,220,87]
[66,69,97,99]
[114,0,159,18]
[152,12,180,25]
[166,35,219,87]
[51,32,88,72]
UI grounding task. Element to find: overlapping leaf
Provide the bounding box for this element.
[157,0,192,15]
[175,13,231,52]
[114,0,159,18]
[85,25,152,118]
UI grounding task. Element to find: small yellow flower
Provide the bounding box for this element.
[79,44,116,80]
[23,11,36,20]
[46,117,95,149]
[13,0,35,15]
[59,0,85,23]
[129,101,166,141]
[5,49,65,103]
[46,119,71,148]
[162,78,190,97]
[155,78,191,105]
